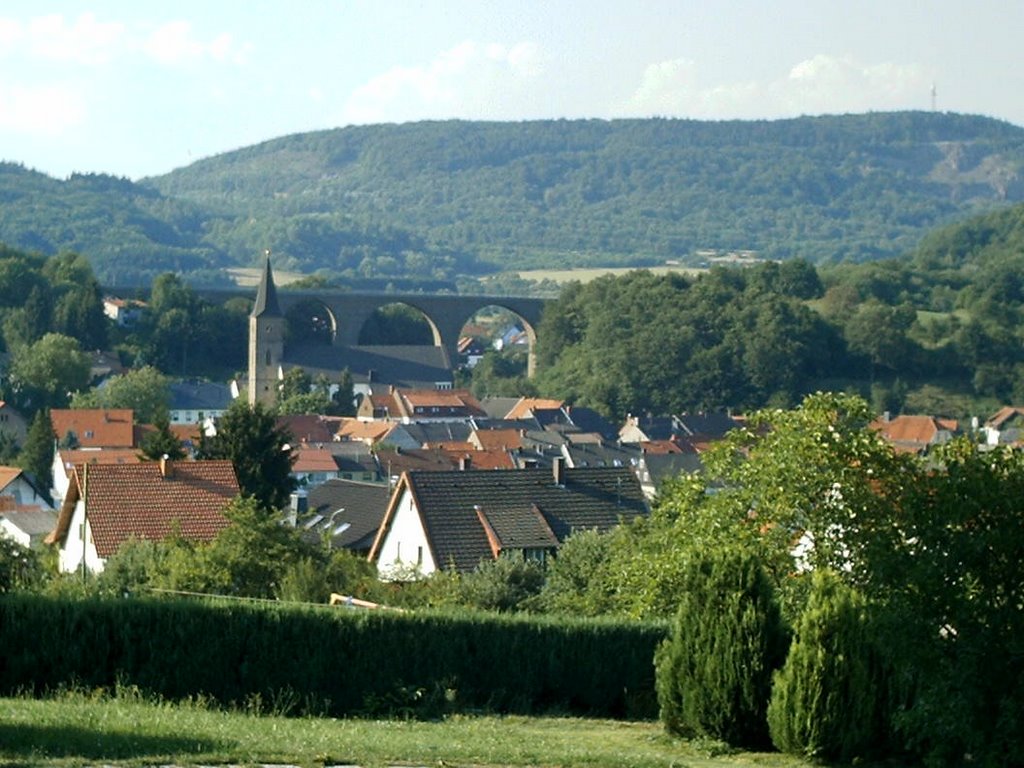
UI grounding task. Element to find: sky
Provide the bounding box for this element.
[1,1,1022,180]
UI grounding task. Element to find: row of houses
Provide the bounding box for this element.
[5,393,1024,587]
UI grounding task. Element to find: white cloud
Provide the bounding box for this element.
[620,54,928,120]
[0,18,22,49]
[0,84,86,135]
[141,21,245,66]
[341,40,546,124]
[0,12,127,65]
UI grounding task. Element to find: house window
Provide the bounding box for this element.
[523,548,548,564]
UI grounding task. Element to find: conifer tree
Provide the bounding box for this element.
[18,409,54,500]
[767,569,889,762]
[139,415,186,461]
[655,547,789,749]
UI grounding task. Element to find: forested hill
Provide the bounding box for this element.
[1,111,1023,286]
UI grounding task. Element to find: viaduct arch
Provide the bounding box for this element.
[192,284,549,377]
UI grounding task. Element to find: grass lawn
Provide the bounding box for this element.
[0,691,819,768]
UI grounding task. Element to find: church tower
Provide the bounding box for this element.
[248,253,285,406]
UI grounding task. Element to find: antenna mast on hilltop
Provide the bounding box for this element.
[931,83,937,112]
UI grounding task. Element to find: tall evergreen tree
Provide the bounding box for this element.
[655,547,789,749]
[198,400,295,510]
[18,410,54,500]
[768,569,889,762]
[138,415,186,461]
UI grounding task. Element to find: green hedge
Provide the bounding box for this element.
[0,594,664,718]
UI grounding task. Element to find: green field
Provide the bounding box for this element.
[515,265,704,284]
[0,692,825,768]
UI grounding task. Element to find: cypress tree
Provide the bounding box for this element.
[655,547,789,749]
[18,409,54,501]
[767,569,889,762]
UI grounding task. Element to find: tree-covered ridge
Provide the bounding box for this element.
[0,112,1022,286]
[148,111,1024,269]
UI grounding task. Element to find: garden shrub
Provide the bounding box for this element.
[654,547,788,749]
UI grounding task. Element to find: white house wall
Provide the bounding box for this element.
[376,491,436,578]
[0,518,29,548]
[58,501,105,575]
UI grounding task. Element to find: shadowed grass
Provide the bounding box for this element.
[0,692,826,768]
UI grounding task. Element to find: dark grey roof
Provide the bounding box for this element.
[479,397,521,419]
[564,406,618,440]
[641,452,705,491]
[304,479,390,551]
[169,380,233,411]
[675,412,741,439]
[286,343,452,389]
[0,508,58,536]
[389,421,474,447]
[564,441,642,469]
[479,506,559,550]
[401,466,648,572]
[627,415,676,441]
[251,256,282,318]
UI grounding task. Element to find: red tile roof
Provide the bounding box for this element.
[986,406,1024,429]
[869,414,957,447]
[57,448,143,470]
[472,428,524,451]
[47,460,239,558]
[292,446,340,473]
[505,397,564,419]
[50,409,135,448]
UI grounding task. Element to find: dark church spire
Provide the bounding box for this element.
[251,250,282,318]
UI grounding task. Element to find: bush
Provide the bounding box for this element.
[767,569,889,762]
[655,547,788,749]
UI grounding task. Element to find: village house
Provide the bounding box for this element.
[297,478,392,555]
[0,466,57,549]
[169,380,233,427]
[46,459,239,575]
[356,387,487,424]
[982,406,1024,446]
[50,408,134,449]
[869,413,959,454]
[102,296,146,328]
[0,401,29,447]
[369,459,648,578]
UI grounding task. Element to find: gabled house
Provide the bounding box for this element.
[300,478,391,555]
[0,505,59,549]
[336,417,394,446]
[0,466,53,508]
[169,380,233,426]
[51,448,142,508]
[357,387,487,424]
[982,406,1024,446]
[291,445,342,488]
[869,413,959,454]
[50,409,135,449]
[369,460,648,577]
[46,459,239,575]
[0,401,29,446]
[103,297,146,327]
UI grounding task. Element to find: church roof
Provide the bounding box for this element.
[251,255,282,318]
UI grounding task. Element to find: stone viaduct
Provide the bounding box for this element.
[191,285,550,376]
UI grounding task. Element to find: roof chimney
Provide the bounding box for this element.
[552,456,565,486]
[159,454,173,478]
[287,489,307,526]
[459,455,472,471]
